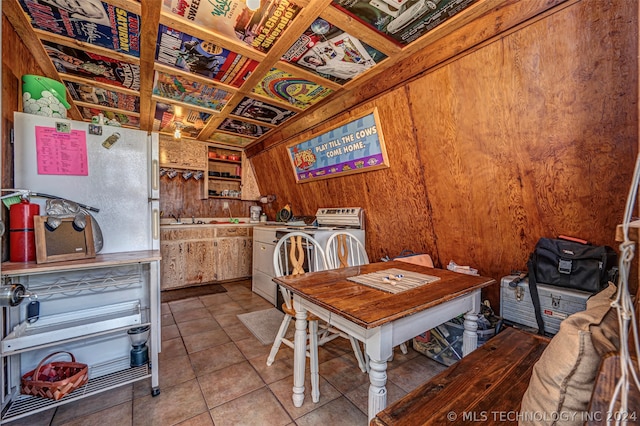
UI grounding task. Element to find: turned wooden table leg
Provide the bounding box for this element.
[292,303,308,408]
[368,358,388,423]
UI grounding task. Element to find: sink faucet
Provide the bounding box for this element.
[171,213,181,224]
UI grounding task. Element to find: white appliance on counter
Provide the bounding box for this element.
[252,207,366,306]
[13,111,160,253]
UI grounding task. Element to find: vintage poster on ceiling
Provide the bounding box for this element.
[18,0,141,57]
[287,107,389,183]
[208,132,254,147]
[217,118,270,138]
[332,0,477,45]
[78,107,140,128]
[43,41,140,90]
[231,97,296,125]
[282,18,387,85]
[252,68,333,109]
[153,102,211,138]
[64,82,140,113]
[155,25,259,88]
[162,0,301,53]
[152,71,232,111]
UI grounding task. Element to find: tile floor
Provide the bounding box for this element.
[7,280,447,426]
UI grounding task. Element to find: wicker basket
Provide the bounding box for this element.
[21,351,88,400]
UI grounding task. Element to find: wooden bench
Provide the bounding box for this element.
[371,327,550,425]
[372,327,639,425]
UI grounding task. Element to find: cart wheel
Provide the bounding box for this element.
[151,387,161,397]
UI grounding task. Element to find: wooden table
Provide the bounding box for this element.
[273,260,495,423]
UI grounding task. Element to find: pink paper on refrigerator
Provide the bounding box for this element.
[35,126,88,176]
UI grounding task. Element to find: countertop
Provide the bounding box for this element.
[160,217,257,228]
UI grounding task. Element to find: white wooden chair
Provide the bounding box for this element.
[325,231,369,269]
[266,232,366,403]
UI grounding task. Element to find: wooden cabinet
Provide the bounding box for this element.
[159,136,207,170]
[160,227,216,290]
[160,225,253,289]
[213,227,253,281]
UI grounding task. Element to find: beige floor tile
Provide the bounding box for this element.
[54,401,132,426]
[387,354,448,392]
[319,354,370,395]
[294,396,368,426]
[241,299,275,312]
[52,384,132,425]
[234,335,272,360]
[248,351,299,385]
[133,377,153,399]
[158,354,196,388]
[161,303,171,315]
[198,361,265,408]
[183,328,230,353]
[209,387,292,426]
[173,307,213,324]
[344,380,407,416]
[199,292,234,307]
[189,342,245,376]
[159,336,187,360]
[161,312,175,326]
[269,373,341,420]
[133,379,208,426]
[207,300,245,315]
[209,312,242,328]
[223,322,254,342]
[177,317,221,337]
[162,323,180,341]
[169,298,206,313]
[175,412,214,426]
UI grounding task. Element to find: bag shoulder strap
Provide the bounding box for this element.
[527,254,546,335]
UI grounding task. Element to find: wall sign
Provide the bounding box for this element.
[287,108,389,183]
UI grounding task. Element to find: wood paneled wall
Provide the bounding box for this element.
[249,0,638,307]
[159,177,256,220]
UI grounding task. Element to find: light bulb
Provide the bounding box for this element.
[246,0,260,11]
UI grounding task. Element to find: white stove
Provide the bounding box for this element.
[251,208,366,306]
[274,207,365,250]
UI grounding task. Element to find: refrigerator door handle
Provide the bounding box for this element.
[152,159,159,192]
[152,206,160,243]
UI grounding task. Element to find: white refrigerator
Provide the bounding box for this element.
[12,111,160,253]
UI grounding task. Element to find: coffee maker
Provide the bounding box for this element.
[250,206,262,223]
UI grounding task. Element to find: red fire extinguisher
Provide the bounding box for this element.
[9,200,40,262]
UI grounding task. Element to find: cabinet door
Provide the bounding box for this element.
[240,153,260,201]
[214,237,237,281]
[160,240,186,290]
[159,136,207,170]
[238,237,253,277]
[185,240,216,284]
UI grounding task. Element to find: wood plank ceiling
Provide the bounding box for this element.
[5,0,493,151]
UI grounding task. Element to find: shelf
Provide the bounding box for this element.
[1,363,150,423]
[1,250,161,277]
[1,300,142,354]
[209,158,241,164]
[208,196,244,200]
[209,177,241,183]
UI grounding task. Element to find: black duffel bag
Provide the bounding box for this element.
[526,236,618,335]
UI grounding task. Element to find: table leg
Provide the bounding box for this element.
[368,358,388,423]
[462,310,479,356]
[309,319,320,403]
[292,305,308,408]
